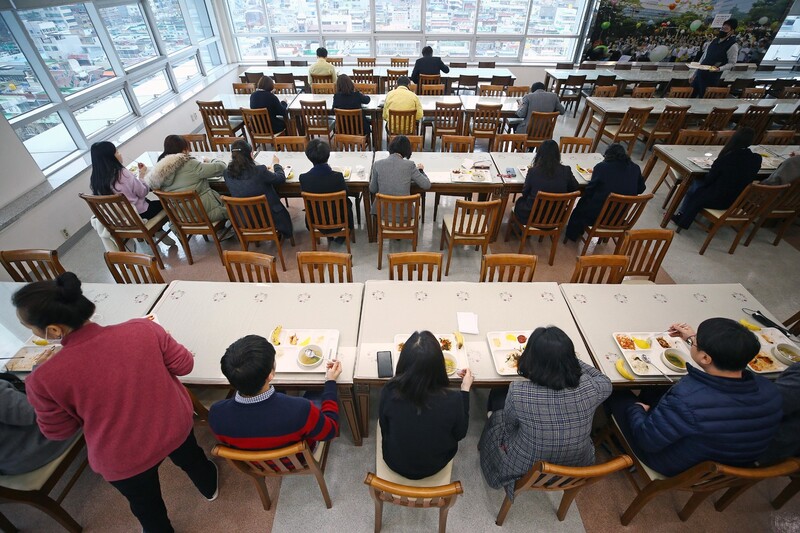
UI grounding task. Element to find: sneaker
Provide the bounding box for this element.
[216,228,235,241]
[205,461,219,502]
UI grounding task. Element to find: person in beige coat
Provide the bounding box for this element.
[144,135,228,222]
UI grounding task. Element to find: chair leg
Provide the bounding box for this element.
[773,216,796,246]
[620,483,664,526]
[556,487,582,521]
[715,483,755,512]
[495,495,513,526]
[377,235,384,270]
[772,477,800,509]
[433,193,441,222]
[677,491,712,521]
[548,234,559,266]
[373,497,383,533]
[438,505,452,533]
[144,234,166,269]
[728,224,749,254]
[699,223,722,255]
[176,232,194,265]
[743,217,765,246]
[313,469,333,509]
[651,167,670,196]
[274,237,287,271]
[20,492,82,533]
[211,230,225,266]
[0,511,18,533]
[252,476,272,510]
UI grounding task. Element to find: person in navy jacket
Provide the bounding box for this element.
[249,76,288,133]
[608,318,782,477]
[299,139,354,241]
[410,46,450,84]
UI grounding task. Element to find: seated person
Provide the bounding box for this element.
[410,46,450,84]
[763,154,800,186]
[369,135,431,212]
[758,362,800,465]
[298,139,354,241]
[308,47,336,85]
[514,82,566,134]
[479,327,611,499]
[565,143,646,241]
[382,76,423,134]
[672,127,761,229]
[0,378,78,475]
[513,139,579,223]
[607,318,783,476]
[209,335,342,451]
[249,76,288,133]
[332,74,371,135]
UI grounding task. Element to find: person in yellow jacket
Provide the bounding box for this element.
[308,47,336,85]
[382,76,423,135]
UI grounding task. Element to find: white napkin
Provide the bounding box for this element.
[457,312,479,334]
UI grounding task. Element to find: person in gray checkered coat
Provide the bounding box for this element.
[479,326,612,499]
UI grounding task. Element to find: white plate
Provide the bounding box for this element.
[486,330,533,376]
[612,332,689,377]
[270,328,339,373]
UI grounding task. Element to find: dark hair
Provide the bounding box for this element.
[316,47,328,58]
[388,135,413,159]
[516,326,581,390]
[257,75,274,92]
[336,74,355,95]
[530,82,546,93]
[89,141,124,196]
[227,139,255,179]
[158,135,189,162]
[533,139,561,177]
[422,46,433,57]
[724,18,738,30]
[220,335,275,396]
[719,127,755,159]
[397,76,411,87]
[695,317,759,371]
[305,138,330,165]
[12,272,96,331]
[390,331,449,409]
[603,143,630,163]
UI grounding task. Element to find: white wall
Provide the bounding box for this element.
[0,115,47,204]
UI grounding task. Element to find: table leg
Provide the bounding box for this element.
[661,173,695,228]
[355,382,371,438]
[575,104,590,137]
[590,115,607,152]
[372,110,383,151]
[493,186,510,242]
[184,386,208,423]
[364,190,376,243]
[544,73,552,91]
[338,384,362,446]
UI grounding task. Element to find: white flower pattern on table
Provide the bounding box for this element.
[170,290,185,300]
[253,293,268,303]
[91,293,109,303]
[467,348,482,364]
[456,291,470,301]
[499,291,513,302]
[134,293,148,304]
[572,294,587,304]
[339,293,353,303]
[415,291,428,301]
[732,292,748,302]
[297,293,311,303]
[653,293,668,303]
[614,294,629,304]
[540,292,555,302]
[693,293,708,303]
[371,290,384,301]
[212,292,227,302]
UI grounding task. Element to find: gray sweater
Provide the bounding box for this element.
[370,154,431,211]
[763,155,800,186]
[0,380,77,474]
[514,89,566,133]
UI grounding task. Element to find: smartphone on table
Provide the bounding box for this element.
[377,350,393,378]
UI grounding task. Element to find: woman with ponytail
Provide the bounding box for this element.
[13,273,218,532]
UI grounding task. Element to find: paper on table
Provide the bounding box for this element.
[457,312,479,334]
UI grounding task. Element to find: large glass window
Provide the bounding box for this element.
[319,0,371,32]
[228,0,268,33]
[427,40,470,57]
[74,90,131,136]
[100,4,158,69]
[425,0,476,33]
[324,39,371,57]
[14,112,78,169]
[476,40,520,58]
[265,0,318,33]
[527,2,582,35]
[131,70,171,105]
[376,40,419,57]
[171,54,200,84]
[273,39,319,57]
[147,0,191,53]
[200,42,223,68]
[0,17,50,119]
[523,37,577,62]
[477,0,528,34]
[19,4,115,95]
[236,36,274,60]
[184,0,215,39]
[375,0,421,31]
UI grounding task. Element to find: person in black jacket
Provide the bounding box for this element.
[410,46,450,84]
[249,76,288,133]
[565,143,646,241]
[672,127,762,230]
[379,331,474,480]
[223,139,292,239]
[332,74,370,135]
[299,139,354,241]
[514,140,579,222]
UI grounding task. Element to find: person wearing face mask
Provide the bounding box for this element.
[691,19,739,97]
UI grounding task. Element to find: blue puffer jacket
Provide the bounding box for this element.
[627,365,783,476]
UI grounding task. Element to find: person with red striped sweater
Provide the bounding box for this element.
[209,335,342,454]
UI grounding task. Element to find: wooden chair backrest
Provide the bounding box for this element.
[762,130,795,145]
[492,133,527,152]
[673,64,691,71]
[559,136,593,153]
[631,86,656,98]
[770,179,800,212]
[355,83,377,94]
[450,199,501,243]
[450,62,468,68]
[221,195,277,238]
[210,136,240,151]
[457,74,479,87]
[388,135,424,151]
[479,84,505,97]
[0,249,65,282]
[104,251,163,284]
[703,86,731,98]
[387,108,418,135]
[711,130,736,145]
[274,136,308,152]
[182,133,210,151]
[291,59,308,66]
[513,456,633,495]
[385,69,407,91]
[618,229,674,282]
[388,252,443,281]
[244,71,264,84]
[614,63,632,70]
[480,253,537,282]
[212,441,319,477]
[556,62,573,69]
[657,459,800,494]
[197,100,234,136]
[79,193,148,238]
[506,86,529,97]
[155,190,215,231]
[333,134,368,152]
[739,105,775,135]
[490,75,512,86]
[241,108,277,145]
[418,74,440,86]
[327,57,343,66]
[675,129,714,145]
[730,78,755,93]
[351,69,374,83]
[223,250,279,283]
[472,103,502,135]
[433,102,463,132]
[442,135,475,153]
[721,183,787,221]
[525,191,580,227]
[651,105,689,133]
[780,86,800,98]
[571,254,629,284]
[376,193,420,235]
[741,87,766,100]
[479,61,496,68]
[593,85,618,97]
[615,107,652,138]
[296,251,353,283]
[526,111,559,144]
[311,74,334,85]
[311,83,335,94]
[390,58,409,67]
[667,86,693,98]
[561,75,587,93]
[579,62,596,69]
[594,74,616,86]
[273,72,296,86]
[420,83,445,95]
[593,193,653,232]
[267,59,285,66]
[364,473,462,509]
[233,82,255,94]
[302,191,350,234]
[641,64,658,71]
[357,57,376,66]
[300,100,331,137]
[334,108,365,136]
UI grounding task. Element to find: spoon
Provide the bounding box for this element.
[637,354,673,383]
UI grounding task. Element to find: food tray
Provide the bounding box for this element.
[612,332,691,377]
[394,333,468,375]
[747,327,795,374]
[331,166,352,180]
[450,169,491,183]
[486,330,533,376]
[3,343,62,372]
[270,328,339,373]
[574,164,594,180]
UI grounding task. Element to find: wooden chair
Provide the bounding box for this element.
[197,100,244,142]
[273,72,299,93]
[570,255,629,284]
[387,108,418,136]
[273,83,295,95]
[310,74,334,85]
[772,473,800,510]
[638,105,690,160]
[711,129,736,145]
[351,69,374,84]
[267,59,285,66]
[506,86,529,97]
[631,86,656,98]
[785,310,800,336]
[429,102,464,151]
[688,183,788,255]
[574,193,653,256]
[598,107,652,157]
[364,473,462,533]
[556,62,573,69]
[212,440,331,511]
[648,129,714,208]
[440,199,501,276]
[388,252,442,281]
[617,229,674,282]
[583,74,616,99]
[450,61,468,68]
[274,136,308,152]
[390,58,409,67]
[223,250,279,283]
[418,74,441,88]
[490,75,512,87]
[241,108,282,150]
[578,62,596,69]
[232,82,255,94]
[334,107,367,141]
[333,134,368,152]
[741,87,766,100]
[525,111,559,150]
[0,435,88,533]
[640,64,658,71]
[244,71,264,84]
[592,85,618,98]
[479,61,496,68]
[290,60,308,66]
[154,190,226,265]
[761,130,796,145]
[729,77,755,98]
[441,135,475,153]
[780,86,800,98]
[736,105,774,140]
[0,249,65,282]
[479,84,505,97]
[182,133,210,151]
[419,84,444,96]
[296,251,353,283]
[557,75,586,117]
[327,57,343,66]
[667,86,693,98]
[699,107,736,131]
[302,191,353,253]
[505,191,579,265]
[495,456,633,525]
[311,83,335,94]
[375,193,421,269]
[703,86,730,98]
[221,195,293,271]
[470,103,502,147]
[559,136,593,154]
[745,180,800,246]
[79,193,170,268]
[385,69,407,92]
[388,134,424,152]
[104,251,164,284]
[479,253,537,282]
[209,136,240,152]
[300,100,333,140]
[354,83,378,94]
[357,57,376,67]
[492,133,527,152]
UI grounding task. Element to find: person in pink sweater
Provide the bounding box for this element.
[89,141,162,219]
[14,273,217,533]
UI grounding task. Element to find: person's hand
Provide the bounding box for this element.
[137,162,147,178]
[635,402,650,412]
[325,359,342,381]
[416,163,424,171]
[668,323,696,341]
[202,156,210,163]
[272,155,280,166]
[458,368,474,392]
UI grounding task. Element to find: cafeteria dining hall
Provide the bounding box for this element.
[0,0,799,530]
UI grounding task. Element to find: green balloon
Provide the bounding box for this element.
[601,21,611,29]
[636,22,642,28]
[689,19,702,31]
